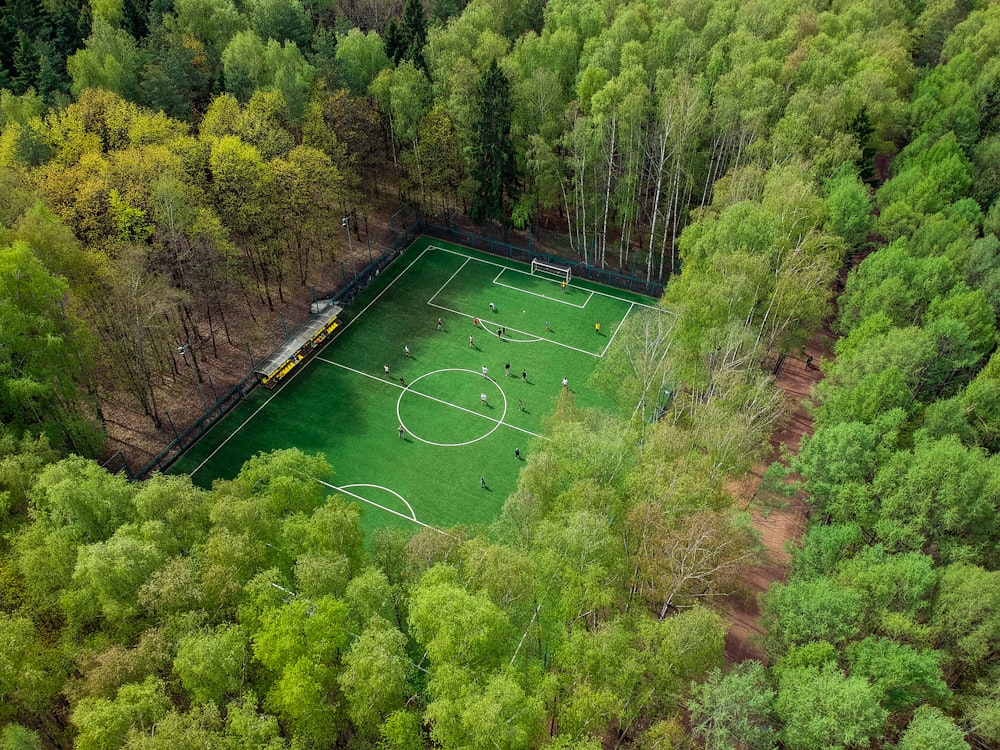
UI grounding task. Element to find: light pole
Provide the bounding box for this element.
[342,216,357,281]
[178,341,209,410]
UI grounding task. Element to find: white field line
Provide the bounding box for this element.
[319,478,456,536]
[188,245,437,477]
[425,301,606,358]
[600,301,636,357]
[429,244,662,310]
[316,357,546,440]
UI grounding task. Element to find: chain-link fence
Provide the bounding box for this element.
[130,204,664,479]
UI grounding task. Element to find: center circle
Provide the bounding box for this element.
[396,368,508,447]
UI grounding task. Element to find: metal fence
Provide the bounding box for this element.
[127,204,661,479]
[416,220,666,298]
[131,207,421,480]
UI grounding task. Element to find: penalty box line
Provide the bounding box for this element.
[426,300,605,359]
[600,301,636,357]
[187,245,440,477]
[315,356,546,441]
[429,244,663,311]
[424,244,593,310]
[491,268,595,309]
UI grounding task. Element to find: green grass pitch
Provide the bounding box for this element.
[170,237,656,538]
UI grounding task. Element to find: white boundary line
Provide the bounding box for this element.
[600,301,635,357]
[317,357,545,440]
[491,267,595,309]
[188,241,635,476]
[397,368,508,447]
[430,244,662,311]
[188,246,438,477]
[427,256,471,306]
[339,482,417,519]
[318,478,454,536]
[426,301,607,358]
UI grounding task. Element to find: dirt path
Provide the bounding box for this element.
[723,325,834,663]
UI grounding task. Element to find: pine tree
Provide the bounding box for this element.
[470,60,519,226]
[11,29,39,94]
[399,0,427,71]
[384,18,404,65]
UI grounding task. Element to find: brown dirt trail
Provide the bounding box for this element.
[724,325,834,663]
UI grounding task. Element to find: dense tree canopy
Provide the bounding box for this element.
[2,0,1000,747]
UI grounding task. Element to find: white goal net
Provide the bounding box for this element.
[531,259,572,284]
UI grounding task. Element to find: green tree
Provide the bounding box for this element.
[470,59,520,225]
[762,577,863,655]
[399,0,428,70]
[845,637,950,712]
[72,676,172,750]
[930,563,1000,679]
[0,613,68,728]
[0,243,103,455]
[66,18,143,99]
[30,455,136,542]
[338,616,414,735]
[424,670,545,750]
[248,0,311,47]
[689,661,777,750]
[222,30,268,103]
[825,163,874,252]
[0,724,44,750]
[174,625,250,706]
[68,527,167,634]
[408,565,512,671]
[896,705,971,750]
[873,436,1000,563]
[264,656,341,747]
[336,28,391,95]
[775,664,888,750]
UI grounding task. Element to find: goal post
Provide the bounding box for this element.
[531,258,572,284]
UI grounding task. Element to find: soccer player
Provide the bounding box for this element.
[518,398,523,412]
[505,362,510,376]
[515,448,521,459]
[384,364,390,376]
[398,424,405,439]
[562,377,568,389]
[521,369,527,382]
[481,392,488,406]
[595,322,601,334]
[482,365,488,378]
[437,318,443,330]
[489,302,495,312]
[404,345,410,357]
[470,335,475,348]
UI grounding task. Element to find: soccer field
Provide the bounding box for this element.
[170,237,656,537]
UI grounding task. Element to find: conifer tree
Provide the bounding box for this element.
[399,0,427,70]
[470,59,519,226]
[384,18,404,64]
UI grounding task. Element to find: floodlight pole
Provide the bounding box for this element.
[342,216,357,281]
[178,341,209,410]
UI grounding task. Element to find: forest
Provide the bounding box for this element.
[2,0,1000,748]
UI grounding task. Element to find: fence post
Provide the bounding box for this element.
[165,411,180,441]
[207,372,219,405]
